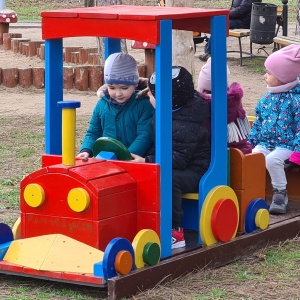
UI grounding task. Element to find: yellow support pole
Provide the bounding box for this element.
[57,101,81,166]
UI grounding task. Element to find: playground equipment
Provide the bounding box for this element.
[0,5,300,300]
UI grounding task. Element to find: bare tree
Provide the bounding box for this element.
[92,0,127,64]
[164,0,195,78]
[84,0,94,6]
[296,0,300,34]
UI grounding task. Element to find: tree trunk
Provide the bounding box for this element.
[296,0,300,35]
[165,0,195,78]
[94,0,126,65]
[84,0,94,7]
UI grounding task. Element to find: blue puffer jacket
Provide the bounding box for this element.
[80,91,154,157]
[248,82,300,152]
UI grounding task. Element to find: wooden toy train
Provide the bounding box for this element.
[1,5,300,300]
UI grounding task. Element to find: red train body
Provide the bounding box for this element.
[20,155,161,251]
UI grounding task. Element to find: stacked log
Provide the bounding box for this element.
[88,53,101,65]
[28,41,44,57]
[20,42,29,56]
[88,65,103,92]
[64,47,83,63]
[11,38,31,53]
[0,65,147,91]
[3,32,22,50]
[32,67,44,89]
[18,68,32,88]
[74,65,89,91]
[71,52,80,64]
[38,44,45,60]
[63,66,74,90]
[138,65,147,78]
[2,68,18,88]
[80,47,98,64]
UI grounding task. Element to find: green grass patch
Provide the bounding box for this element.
[195,288,227,299]
[243,57,266,74]
[8,286,97,300]
[6,1,63,21]
[0,184,20,207]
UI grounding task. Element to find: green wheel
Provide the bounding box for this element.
[93,137,132,161]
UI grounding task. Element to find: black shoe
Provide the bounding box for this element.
[199,53,210,62]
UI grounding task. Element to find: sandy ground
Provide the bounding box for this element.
[0,22,287,117]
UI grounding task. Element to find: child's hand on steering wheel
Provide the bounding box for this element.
[131,153,146,163]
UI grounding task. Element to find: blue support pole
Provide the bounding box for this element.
[156,20,172,258]
[198,15,228,243]
[104,38,121,59]
[45,39,63,155]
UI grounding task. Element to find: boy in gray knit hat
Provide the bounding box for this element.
[77,52,154,160]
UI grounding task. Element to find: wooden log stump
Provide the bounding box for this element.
[11,38,31,53]
[88,53,100,65]
[80,47,98,64]
[32,67,44,89]
[18,68,33,89]
[71,51,80,64]
[88,65,103,92]
[28,40,44,57]
[63,66,74,90]
[20,42,29,56]
[39,44,45,60]
[74,66,89,91]
[138,65,147,78]
[2,68,19,88]
[3,32,22,50]
[0,23,9,45]
[145,49,155,78]
[64,47,83,63]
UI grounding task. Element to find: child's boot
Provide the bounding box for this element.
[269,188,288,214]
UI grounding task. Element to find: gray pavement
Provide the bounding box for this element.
[10,21,41,28]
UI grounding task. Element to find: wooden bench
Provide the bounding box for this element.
[227,7,284,65]
[273,35,300,49]
[181,148,266,233]
[227,29,251,66]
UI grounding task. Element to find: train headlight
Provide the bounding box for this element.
[24,184,45,208]
[67,188,90,212]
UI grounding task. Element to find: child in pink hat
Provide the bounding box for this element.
[197,57,253,154]
[248,44,300,214]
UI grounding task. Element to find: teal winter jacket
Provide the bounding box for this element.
[80,91,154,156]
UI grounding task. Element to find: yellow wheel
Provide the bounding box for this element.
[132,229,160,268]
[12,217,21,240]
[200,186,239,247]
